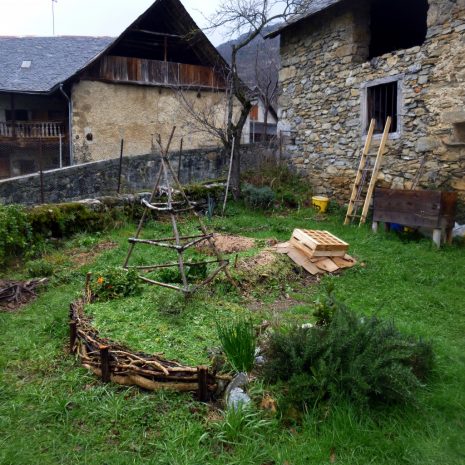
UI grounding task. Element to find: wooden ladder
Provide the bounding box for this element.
[344,117,391,226]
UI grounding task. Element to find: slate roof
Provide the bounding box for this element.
[266,0,344,38]
[0,36,114,93]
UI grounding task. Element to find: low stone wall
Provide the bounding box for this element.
[0,142,280,205]
[0,147,228,205]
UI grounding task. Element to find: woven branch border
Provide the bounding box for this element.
[69,298,231,401]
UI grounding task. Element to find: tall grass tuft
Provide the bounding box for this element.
[217,317,257,373]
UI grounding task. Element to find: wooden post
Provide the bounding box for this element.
[85,272,92,303]
[100,346,111,383]
[222,136,235,216]
[197,366,209,402]
[117,138,124,194]
[432,229,442,248]
[69,320,77,354]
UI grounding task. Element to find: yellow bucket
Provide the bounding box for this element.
[312,196,330,213]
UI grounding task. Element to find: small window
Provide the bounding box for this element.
[366,81,398,134]
[369,0,428,59]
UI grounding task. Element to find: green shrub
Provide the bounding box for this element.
[28,203,111,239]
[26,259,55,278]
[90,267,141,302]
[0,205,32,265]
[217,317,257,373]
[242,183,276,210]
[242,161,310,209]
[264,303,434,408]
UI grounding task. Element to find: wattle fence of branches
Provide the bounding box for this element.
[69,291,231,401]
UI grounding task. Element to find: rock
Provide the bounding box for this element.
[224,372,250,410]
[452,223,465,238]
[226,388,252,410]
[254,356,266,366]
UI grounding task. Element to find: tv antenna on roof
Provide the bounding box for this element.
[52,0,58,36]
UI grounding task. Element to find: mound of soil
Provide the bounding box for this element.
[197,234,255,255]
[236,250,277,272]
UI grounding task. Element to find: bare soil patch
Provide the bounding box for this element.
[69,241,118,267]
[196,234,255,255]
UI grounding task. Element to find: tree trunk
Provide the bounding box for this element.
[230,142,241,199]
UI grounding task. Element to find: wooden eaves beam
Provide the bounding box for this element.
[133,29,184,39]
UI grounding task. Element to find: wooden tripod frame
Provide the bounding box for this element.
[123,127,236,295]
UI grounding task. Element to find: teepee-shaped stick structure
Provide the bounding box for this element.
[123,127,235,295]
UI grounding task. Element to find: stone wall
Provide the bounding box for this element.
[0,147,227,205]
[278,0,465,205]
[71,80,228,164]
[0,143,270,205]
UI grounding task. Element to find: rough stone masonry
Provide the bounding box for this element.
[277,0,465,215]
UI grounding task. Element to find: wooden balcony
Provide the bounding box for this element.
[0,121,65,139]
[86,56,226,89]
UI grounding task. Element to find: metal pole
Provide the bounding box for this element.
[59,133,63,168]
[39,139,45,204]
[117,138,124,194]
[222,136,235,216]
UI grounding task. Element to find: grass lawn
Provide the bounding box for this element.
[0,203,464,465]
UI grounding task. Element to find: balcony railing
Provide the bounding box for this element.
[0,121,64,139]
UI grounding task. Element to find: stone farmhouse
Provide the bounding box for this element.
[268,0,465,205]
[0,0,229,178]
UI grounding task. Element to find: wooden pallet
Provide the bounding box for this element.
[290,229,349,258]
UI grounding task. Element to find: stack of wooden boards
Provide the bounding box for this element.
[275,229,356,275]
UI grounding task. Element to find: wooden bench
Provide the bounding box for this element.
[372,188,457,248]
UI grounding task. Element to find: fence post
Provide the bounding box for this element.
[197,365,209,402]
[69,320,77,354]
[117,138,124,194]
[100,346,111,383]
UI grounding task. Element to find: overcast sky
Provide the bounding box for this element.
[0,0,226,45]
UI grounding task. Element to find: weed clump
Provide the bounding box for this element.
[26,259,55,278]
[217,317,257,373]
[264,294,434,410]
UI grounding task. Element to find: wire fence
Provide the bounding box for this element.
[0,137,67,179]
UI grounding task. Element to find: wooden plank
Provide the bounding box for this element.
[291,236,347,258]
[303,230,349,250]
[287,248,322,275]
[314,258,340,273]
[332,256,357,269]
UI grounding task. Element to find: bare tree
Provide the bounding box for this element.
[208,0,310,198]
[253,39,279,142]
